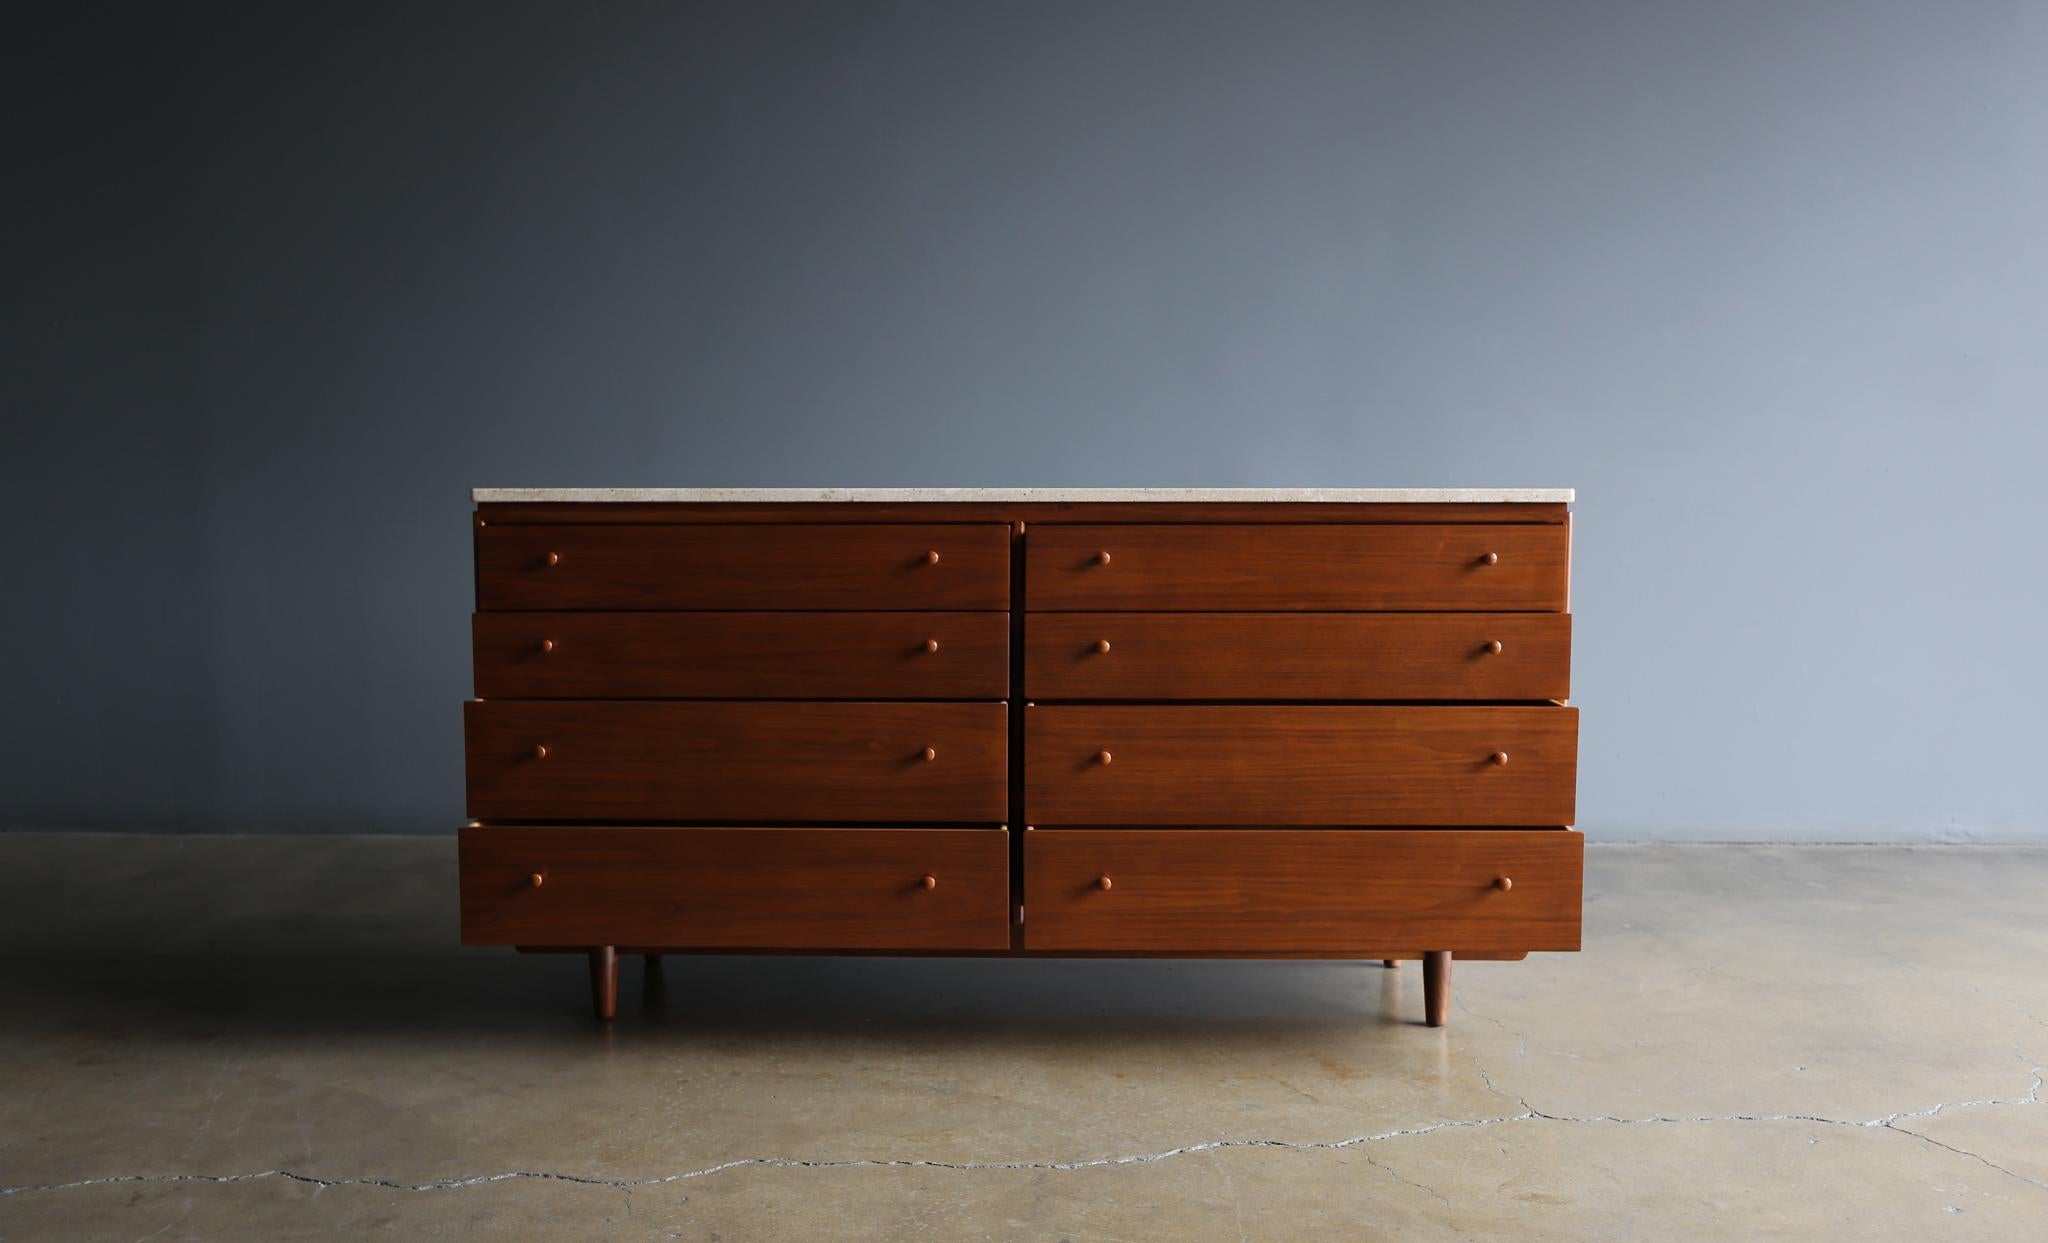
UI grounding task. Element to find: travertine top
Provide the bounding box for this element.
[472,487,1574,504]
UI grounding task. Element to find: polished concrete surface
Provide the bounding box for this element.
[0,836,2042,1240]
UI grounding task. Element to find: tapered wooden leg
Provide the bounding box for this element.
[1382,959,1398,968]
[588,945,618,1021]
[1423,951,1451,1027]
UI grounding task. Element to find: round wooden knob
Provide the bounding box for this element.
[920,874,937,891]
[545,551,561,567]
[1484,640,1503,655]
[1489,751,1509,766]
[539,638,557,655]
[529,872,545,888]
[924,638,940,654]
[1095,639,1112,654]
[1495,876,1514,892]
[1097,875,1113,891]
[1095,550,1112,565]
[1480,551,1500,565]
[925,550,941,565]
[1096,750,1113,765]
[922,746,938,762]
[533,743,549,760]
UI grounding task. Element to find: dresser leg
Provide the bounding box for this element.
[588,946,618,1021]
[1423,951,1451,1027]
[1382,959,1398,968]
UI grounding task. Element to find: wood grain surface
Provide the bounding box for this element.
[462,825,1011,949]
[1023,612,1569,700]
[1026,524,1568,611]
[476,523,1010,610]
[474,611,1009,699]
[1022,828,1582,952]
[465,700,1008,821]
[1025,705,1577,825]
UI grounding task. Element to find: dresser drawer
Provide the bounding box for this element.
[1022,829,1580,952]
[474,612,1010,699]
[461,826,1011,949]
[1026,524,1567,611]
[476,523,1011,610]
[1024,613,1569,700]
[1025,705,1576,826]
[466,701,1008,822]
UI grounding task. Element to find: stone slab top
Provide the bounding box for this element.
[471,487,1575,504]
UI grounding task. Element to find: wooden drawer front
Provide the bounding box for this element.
[1022,829,1581,952]
[461,826,1010,949]
[1025,706,1576,826]
[466,701,1008,822]
[476,523,1010,610]
[1024,613,1570,701]
[1026,524,1566,611]
[474,612,1010,699]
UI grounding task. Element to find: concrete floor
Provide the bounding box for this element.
[0,837,2042,1241]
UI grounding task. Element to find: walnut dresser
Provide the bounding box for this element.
[463,488,1579,1026]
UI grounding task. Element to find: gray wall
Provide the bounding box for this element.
[7,1,2045,840]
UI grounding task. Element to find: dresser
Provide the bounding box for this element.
[462,488,1579,1026]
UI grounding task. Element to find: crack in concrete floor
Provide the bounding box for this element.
[6,1062,2039,1201]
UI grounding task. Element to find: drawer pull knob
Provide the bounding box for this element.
[1495,876,1514,892]
[1096,750,1113,765]
[529,872,545,888]
[924,638,941,654]
[921,874,937,891]
[533,744,549,760]
[1484,640,1503,655]
[1479,551,1500,565]
[1489,751,1509,766]
[1095,550,1112,565]
[1097,875,1114,891]
[925,550,941,565]
[1094,639,1112,654]
[539,638,557,655]
[545,551,561,567]
[922,746,938,762]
